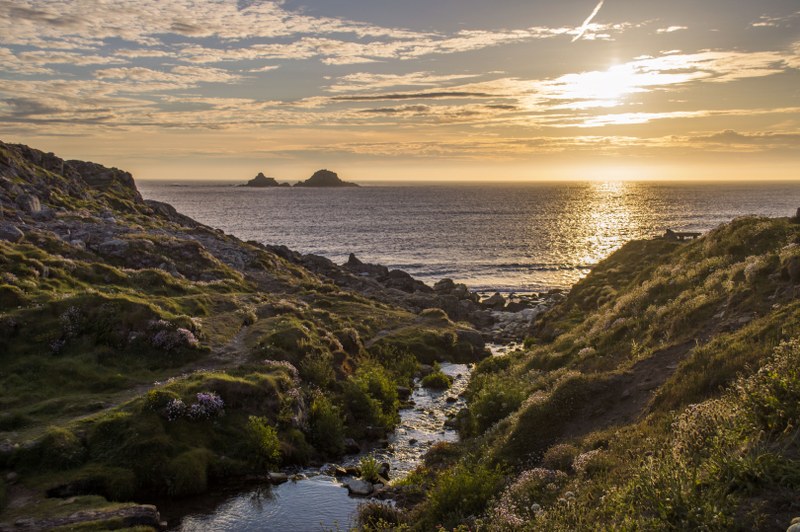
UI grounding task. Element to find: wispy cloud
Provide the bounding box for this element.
[657,26,688,34]
[573,0,605,42]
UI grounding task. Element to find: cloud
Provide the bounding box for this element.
[752,11,800,28]
[656,26,688,34]
[331,91,494,102]
[94,66,242,89]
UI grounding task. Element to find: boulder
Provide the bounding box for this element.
[320,463,348,477]
[345,478,373,496]
[343,438,361,454]
[434,278,456,292]
[15,193,41,214]
[0,222,24,242]
[483,292,506,309]
[378,462,390,479]
[784,255,800,283]
[97,238,130,257]
[268,472,289,484]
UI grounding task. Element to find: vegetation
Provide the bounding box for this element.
[395,216,800,531]
[0,142,488,527]
[420,362,454,390]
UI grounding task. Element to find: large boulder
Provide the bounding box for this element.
[15,193,41,214]
[345,478,373,496]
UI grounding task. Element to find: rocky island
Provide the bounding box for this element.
[294,169,359,187]
[241,172,290,188]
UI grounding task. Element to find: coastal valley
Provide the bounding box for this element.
[1,142,800,531]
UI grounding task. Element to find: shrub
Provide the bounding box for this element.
[736,338,800,435]
[360,454,381,483]
[357,501,405,530]
[421,364,453,390]
[142,389,181,413]
[492,468,568,528]
[308,394,345,457]
[187,392,224,420]
[417,463,504,530]
[541,443,579,473]
[299,351,335,388]
[245,416,281,469]
[469,375,526,434]
[343,363,399,435]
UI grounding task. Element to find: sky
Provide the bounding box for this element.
[0,0,798,182]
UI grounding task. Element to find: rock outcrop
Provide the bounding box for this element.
[294,169,359,188]
[243,172,289,188]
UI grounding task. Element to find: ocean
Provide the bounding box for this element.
[138,180,800,292]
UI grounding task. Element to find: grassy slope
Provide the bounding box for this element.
[392,216,800,531]
[0,142,486,526]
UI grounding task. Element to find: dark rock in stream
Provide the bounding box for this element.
[268,472,289,484]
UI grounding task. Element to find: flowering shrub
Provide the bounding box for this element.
[262,359,300,383]
[572,449,609,476]
[165,398,187,421]
[149,319,199,351]
[492,468,568,528]
[577,346,596,358]
[187,392,225,420]
[59,306,83,338]
[163,392,224,421]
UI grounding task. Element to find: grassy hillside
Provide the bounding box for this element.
[0,142,487,528]
[380,216,800,531]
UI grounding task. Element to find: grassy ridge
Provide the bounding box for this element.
[0,142,488,527]
[380,216,800,531]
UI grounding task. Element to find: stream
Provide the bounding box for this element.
[162,362,474,531]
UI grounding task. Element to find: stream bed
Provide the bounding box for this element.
[163,362,472,531]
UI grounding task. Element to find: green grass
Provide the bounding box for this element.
[396,217,800,531]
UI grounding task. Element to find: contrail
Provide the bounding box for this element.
[572,0,605,42]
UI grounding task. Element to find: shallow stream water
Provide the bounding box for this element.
[164,362,471,531]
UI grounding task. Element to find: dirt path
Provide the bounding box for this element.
[559,340,695,441]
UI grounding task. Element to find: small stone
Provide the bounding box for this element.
[445,396,458,403]
[5,471,19,484]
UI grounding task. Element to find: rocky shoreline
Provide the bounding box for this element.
[266,249,563,342]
